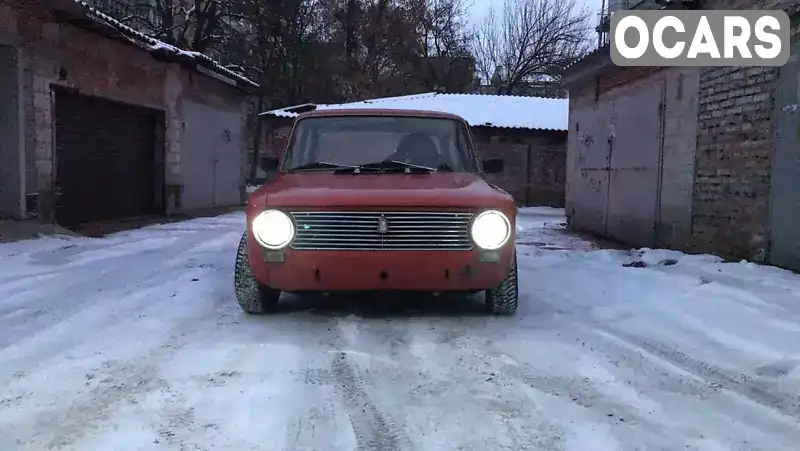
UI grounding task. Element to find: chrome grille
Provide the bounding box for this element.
[289,211,473,250]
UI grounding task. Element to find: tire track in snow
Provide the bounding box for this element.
[566,321,800,446]
[399,319,567,450]
[329,315,414,451]
[494,354,682,449]
[330,351,410,451]
[597,326,800,421]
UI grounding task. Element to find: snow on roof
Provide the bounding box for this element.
[59,0,257,89]
[261,92,568,131]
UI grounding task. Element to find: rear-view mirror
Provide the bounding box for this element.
[482,158,503,174]
[259,156,279,171]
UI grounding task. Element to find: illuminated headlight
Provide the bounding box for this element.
[251,209,295,249]
[470,210,511,250]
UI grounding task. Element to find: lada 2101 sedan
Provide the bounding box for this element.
[236,109,519,315]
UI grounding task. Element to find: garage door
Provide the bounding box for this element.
[54,91,162,226]
[605,79,664,247]
[180,101,244,211]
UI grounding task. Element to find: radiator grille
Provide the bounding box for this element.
[289,211,473,250]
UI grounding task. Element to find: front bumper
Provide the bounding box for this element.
[247,236,514,292]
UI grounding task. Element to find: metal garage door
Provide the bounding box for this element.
[567,99,614,235]
[54,90,162,226]
[180,101,245,211]
[605,80,664,247]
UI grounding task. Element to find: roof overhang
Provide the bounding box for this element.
[40,0,258,92]
[561,45,613,87]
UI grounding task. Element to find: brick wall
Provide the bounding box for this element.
[472,128,566,207]
[16,4,167,219]
[12,3,250,219]
[691,66,776,260]
[690,0,799,261]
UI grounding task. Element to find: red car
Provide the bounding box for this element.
[235,109,519,314]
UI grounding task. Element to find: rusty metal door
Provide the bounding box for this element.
[568,101,614,236]
[769,42,800,270]
[54,90,159,226]
[605,79,665,247]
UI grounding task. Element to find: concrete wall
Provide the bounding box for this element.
[261,117,567,207]
[8,2,250,220]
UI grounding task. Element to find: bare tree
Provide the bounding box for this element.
[113,0,238,53]
[472,0,592,95]
[406,0,475,92]
[418,0,472,58]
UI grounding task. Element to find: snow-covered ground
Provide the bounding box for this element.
[1,207,800,450]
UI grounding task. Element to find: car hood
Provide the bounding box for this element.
[249,172,510,208]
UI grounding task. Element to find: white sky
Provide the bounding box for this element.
[469,0,605,25]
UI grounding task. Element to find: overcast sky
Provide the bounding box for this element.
[469,0,605,25]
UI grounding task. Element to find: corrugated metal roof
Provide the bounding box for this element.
[261,92,568,131]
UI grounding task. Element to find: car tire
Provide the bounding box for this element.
[485,253,518,315]
[234,232,280,314]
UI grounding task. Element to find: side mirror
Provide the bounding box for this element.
[482,158,504,174]
[259,156,279,171]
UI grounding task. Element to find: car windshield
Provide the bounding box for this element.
[280,115,480,173]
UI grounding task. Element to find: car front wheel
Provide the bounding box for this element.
[234,232,280,314]
[485,253,518,315]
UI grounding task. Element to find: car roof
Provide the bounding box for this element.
[296,108,467,122]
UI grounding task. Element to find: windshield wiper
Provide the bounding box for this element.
[335,160,435,174]
[286,161,358,172]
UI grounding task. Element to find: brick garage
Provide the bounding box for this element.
[470,127,566,207]
[563,1,800,270]
[257,93,568,207]
[0,0,256,226]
